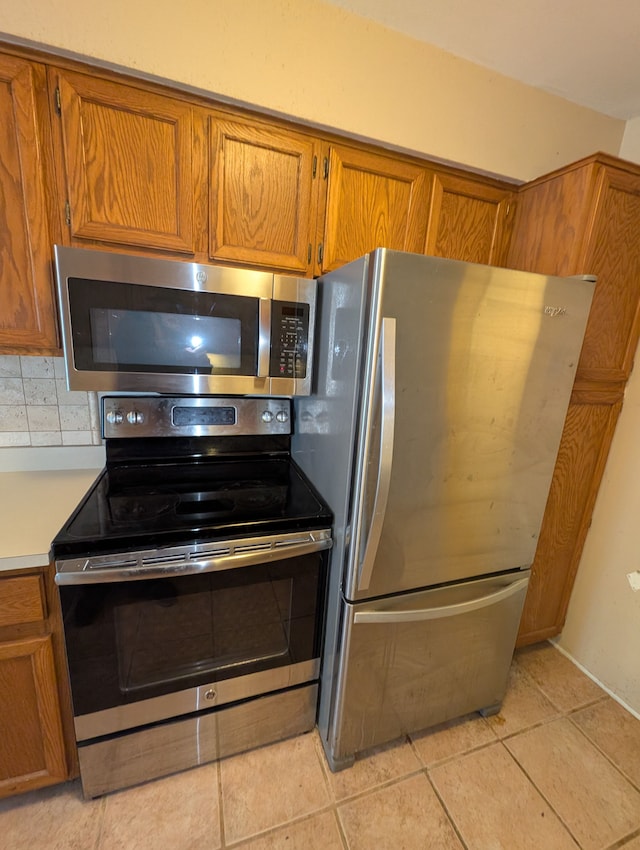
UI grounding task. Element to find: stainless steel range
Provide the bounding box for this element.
[51,395,332,798]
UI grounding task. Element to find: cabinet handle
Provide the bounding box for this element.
[323,156,329,179]
[312,156,317,178]
[317,243,324,265]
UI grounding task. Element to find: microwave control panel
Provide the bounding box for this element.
[270,301,310,379]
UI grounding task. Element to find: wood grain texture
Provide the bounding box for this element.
[0,55,59,352]
[55,70,195,253]
[0,635,67,796]
[517,399,622,644]
[208,113,321,273]
[321,144,431,272]
[0,575,45,628]
[576,166,640,381]
[426,171,514,266]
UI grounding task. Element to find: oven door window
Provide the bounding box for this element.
[68,277,258,375]
[60,552,325,718]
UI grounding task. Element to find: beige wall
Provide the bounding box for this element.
[0,0,626,182]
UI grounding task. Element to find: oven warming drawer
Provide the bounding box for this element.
[78,683,318,798]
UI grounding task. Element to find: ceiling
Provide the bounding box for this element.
[324,0,640,120]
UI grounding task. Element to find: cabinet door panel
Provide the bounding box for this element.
[577,167,640,382]
[321,146,431,272]
[209,116,320,273]
[55,71,195,253]
[426,172,514,265]
[0,55,58,352]
[517,398,622,645]
[0,635,67,796]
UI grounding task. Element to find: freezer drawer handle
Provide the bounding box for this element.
[357,316,396,591]
[353,576,529,624]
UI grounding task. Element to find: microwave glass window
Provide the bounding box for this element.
[89,308,242,370]
[68,278,259,375]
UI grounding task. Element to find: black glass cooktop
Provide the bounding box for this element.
[51,455,332,559]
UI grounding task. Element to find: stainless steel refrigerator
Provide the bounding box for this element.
[292,249,594,770]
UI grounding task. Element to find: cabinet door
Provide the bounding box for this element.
[425,171,515,265]
[576,166,640,382]
[53,70,196,254]
[517,395,622,645]
[0,55,59,352]
[321,145,431,273]
[0,635,67,797]
[208,114,322,273]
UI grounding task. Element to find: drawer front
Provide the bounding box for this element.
[0,575,45,627]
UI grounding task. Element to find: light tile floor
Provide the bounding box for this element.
[2,641,640,849]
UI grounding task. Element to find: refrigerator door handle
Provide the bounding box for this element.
[353,576,529,623]
[357,316,396,592]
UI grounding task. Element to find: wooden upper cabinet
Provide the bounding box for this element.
[0,54,59,353]
[508,154,640,383]
[52,70,196,254]
[207,113,323,274]
[425,171,515,266]
[320,145,431,273]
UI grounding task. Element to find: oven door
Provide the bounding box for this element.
[58,534,330,741]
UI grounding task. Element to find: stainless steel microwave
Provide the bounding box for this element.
[54,246,317,396]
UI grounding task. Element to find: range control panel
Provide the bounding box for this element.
[269,301,309,379]
[102,396,291,439]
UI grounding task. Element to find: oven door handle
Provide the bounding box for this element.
[54,531,333,585]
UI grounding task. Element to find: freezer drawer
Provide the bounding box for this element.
[327,570,529,769]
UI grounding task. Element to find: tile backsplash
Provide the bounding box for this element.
[0,356,101,447]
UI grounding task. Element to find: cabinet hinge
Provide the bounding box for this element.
[54,86,62,115]
[307,243,312,264]
[312,156,317,179]
[64,200,71,226]
[317,243,324,265]
[323,157,329,180]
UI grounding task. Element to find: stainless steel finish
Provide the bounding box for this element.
[257,297,272,377]
[346,250,594,601]
[55,528,332,585]
[78,684,318,798]
[54,244,317,396]
[330,571,529,764]
[74,659,319,740]
[102,395,292,439]
[357,316,396,592]
[292,248,595,769]
[353,575,529,623]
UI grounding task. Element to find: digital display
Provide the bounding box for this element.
[172,407,236,427]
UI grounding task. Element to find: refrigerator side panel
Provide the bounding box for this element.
[291,256,370,742]
[347,250,595,600]
[330,571,529,764]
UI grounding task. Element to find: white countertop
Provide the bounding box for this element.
[0,447,104,572]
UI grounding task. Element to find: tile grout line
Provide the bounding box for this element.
[421,763,471,850]
[566,713,640,796]
[499,734,583,848]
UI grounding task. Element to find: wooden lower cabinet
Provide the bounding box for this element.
[0,569,74,798]
[517,390,623,645]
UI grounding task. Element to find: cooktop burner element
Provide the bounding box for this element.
[51,396,332,560]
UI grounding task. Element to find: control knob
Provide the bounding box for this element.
[261,410,274,423]
[276,410,289,423]
[126,410,145,425]
[106,409,123,425]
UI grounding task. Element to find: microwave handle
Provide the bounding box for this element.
[258,299,272,378]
